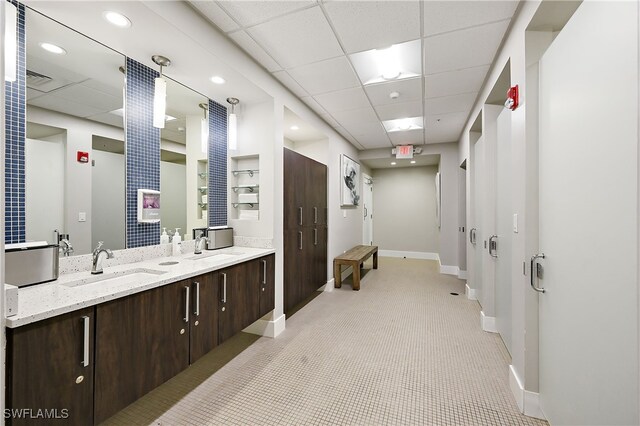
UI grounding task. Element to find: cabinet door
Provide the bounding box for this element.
[306,158,328,226]
[284,228,304,316]
[7,307,95,426]
[218,262,258,343]
[190,271,219,363]
[284,148,306,229]
[258,254,275,317]
[314,226,328,290]
[94,281,190,424]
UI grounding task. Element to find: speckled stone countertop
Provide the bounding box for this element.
[7,246,274,328]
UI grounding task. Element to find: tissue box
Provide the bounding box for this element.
[238,193,259,204]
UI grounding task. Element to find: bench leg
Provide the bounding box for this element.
[352,262,361,291]
[373,251,378,269]
[334,261,342,288]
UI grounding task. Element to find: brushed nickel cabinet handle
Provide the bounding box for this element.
[193,281,200,316]
[262,260,267,285]
[530,254,546,293]
[222,273,227,303]
[299,207,303,226]
[184,286,190,323]
[81,316,90,367]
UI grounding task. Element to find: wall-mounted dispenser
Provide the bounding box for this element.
[137,189,161,223]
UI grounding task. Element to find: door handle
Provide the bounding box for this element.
[184,286,190,323]
[364,207,367,219]
[470,228,477,244]
[81,316,90,367]
[489,235,498,258]
[314,207,318,224]
[193,281,200,316]
[299,207,303,226]
[262,260,267,285]
[299,231,303,250]
[221,273,227,303]
[314,228,318,246]
[530,253,546,293]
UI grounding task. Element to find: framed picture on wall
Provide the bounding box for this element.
[341,154,360,206]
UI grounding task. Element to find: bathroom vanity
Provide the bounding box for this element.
[5,248,274,426]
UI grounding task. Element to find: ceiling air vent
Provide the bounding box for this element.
[26,69,53,88]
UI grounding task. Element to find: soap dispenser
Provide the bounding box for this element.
[160,227,170,244]
[172,228,182,256]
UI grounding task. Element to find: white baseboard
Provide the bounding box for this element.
[480,311,497,332]
[319,279,334,292]
[243,314,286,338]
[440,264,460,275]
[379,250,439,260]
[458,270,468,279]
[465,284,477,300]
[509,365,546,420]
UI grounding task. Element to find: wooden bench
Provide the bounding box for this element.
[334,245,378,291]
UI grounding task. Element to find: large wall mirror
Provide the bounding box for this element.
[19,7,211,255]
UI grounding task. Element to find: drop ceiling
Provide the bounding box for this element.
[190,0,520,150]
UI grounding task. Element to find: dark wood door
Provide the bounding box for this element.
[94,281,190,424]
[284,228,304,316]
[190,271,219,363]
[315,226,328,290]
[218,261,258,343]
[258,254,275,317]
[6,307,95,426]
[284,148,306,229]
[306,158,327,226]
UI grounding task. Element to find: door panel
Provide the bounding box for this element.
[473,137,484,303]
[363,175,373,245]
[259,255,275,317]
[538,2,638,423]
[190,272,219,363]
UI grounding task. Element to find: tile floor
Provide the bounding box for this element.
[103,257,548,426]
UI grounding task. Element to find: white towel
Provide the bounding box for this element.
[238,193,259,204]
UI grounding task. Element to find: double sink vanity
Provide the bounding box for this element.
[6,246,275,425]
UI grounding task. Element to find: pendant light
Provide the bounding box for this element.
[152,55,171,129]
[199,103,209,154]
[4,2,17,82]
[226,97,239,150]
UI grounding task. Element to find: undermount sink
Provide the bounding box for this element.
[62,268,167,288]
[185,250,244,261]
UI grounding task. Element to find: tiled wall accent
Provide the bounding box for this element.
[208,99,227,227]
[4,1,26,244]
[125,58,160,248]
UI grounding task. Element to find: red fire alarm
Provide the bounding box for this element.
[505,85,519,110]
[77,151,89,163]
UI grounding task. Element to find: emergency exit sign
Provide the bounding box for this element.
[396,145,413,159]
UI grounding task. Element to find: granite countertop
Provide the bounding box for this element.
[6,246,275,328]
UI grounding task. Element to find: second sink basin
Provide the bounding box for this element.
[185,252,236,261]
[62,268,167,288]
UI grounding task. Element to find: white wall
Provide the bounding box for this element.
[92,150,125,250]
[185,115,207,238]
[25,135,64,244]
[372,166,438,255]
[160,161,186,238]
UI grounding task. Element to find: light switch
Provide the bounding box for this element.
[513,214,518,233]
[78,212,86,222]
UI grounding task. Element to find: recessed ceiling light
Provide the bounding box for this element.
[211,76,225,85]
[376,46,400,80]
[290,125,299,131]
[39,42,66,55]
[391,162,396,165]
[389,91,400,100]
[382,117,423,133]
[103,11,131,28]
[410,160,416,164]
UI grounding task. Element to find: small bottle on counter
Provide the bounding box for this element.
[172,228,182,256]
[160,227,170,244]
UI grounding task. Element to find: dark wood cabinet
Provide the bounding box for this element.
[6,307,95,426]
[94,280,190,424]
[284,148,328,316]
[190,271,220,363]
[218,261,257,344]
[258,254,275,317]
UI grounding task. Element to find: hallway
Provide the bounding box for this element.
[104,258,546,426]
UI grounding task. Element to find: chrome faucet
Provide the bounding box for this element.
[91,241,114,275]
[59,238,74,257]
[194,231,209,255]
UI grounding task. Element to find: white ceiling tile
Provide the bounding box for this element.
[218,1,315,28]
[332,107,379,127]
[229,31,282,72]
[190,1,239,33]
[301,96,327,115]
[425,93,477,115]
[365,78,422,106]
[425,111,468,144]
[375,101,422,121]
[29,94,103,118]
[288,56,360,95]
[425,65,489,99]
[424,1,518,36]
[319,113,340,128]
[247,7,342,69]
[313,87,370,113]
[354,131,392,148]
[323,1,421,53]
[388,129,424,145]
[424,20,510,75]
[342,120,386,136]
[272,71,309,98]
